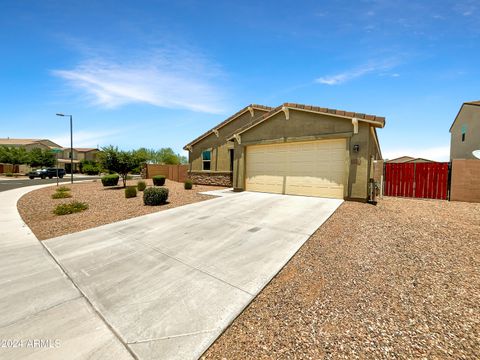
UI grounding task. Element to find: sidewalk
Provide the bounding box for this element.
[0,185,133,360]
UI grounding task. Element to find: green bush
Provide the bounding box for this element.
[143,187,169,206]
[125,186,137,198]
[57,186,71,192]
[5,172,13,177]
[184,179,193,190]
[53,201,88,215]
[82,163,100,175]
[101,174,120,186]
[52,191,72,199]
[137,180,147,191]
[152,175,166,186]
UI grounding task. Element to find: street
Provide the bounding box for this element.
[0,176,100,192]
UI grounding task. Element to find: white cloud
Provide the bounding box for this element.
[52,48,227,114]
[316,59,399,85]
[50,129,125,148]
[383,145,450,162]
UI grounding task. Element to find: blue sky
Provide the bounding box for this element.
[0,0,479,160]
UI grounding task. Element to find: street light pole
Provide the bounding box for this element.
[56,113,74,184]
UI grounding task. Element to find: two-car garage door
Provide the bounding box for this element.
[245,139,346,199]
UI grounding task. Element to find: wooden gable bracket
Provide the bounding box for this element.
[186,145,193,152]
[282,106,290,120]
[352,118,359,134]
[213,129,219,137]
[234,133,241,144]
[248,106,254,117]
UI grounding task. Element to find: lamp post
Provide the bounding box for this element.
[56,113,74,184]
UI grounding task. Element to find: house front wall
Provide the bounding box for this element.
[188,108,269,185]
[232,110,378,200]
[450,104,480,159]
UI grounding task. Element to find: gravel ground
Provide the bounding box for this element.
[203,197,480,359]
[18,179,225,240]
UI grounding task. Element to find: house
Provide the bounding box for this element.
[184,103,385,201]
[0,138,62,151]
[386,156,434,163]
[450,100,480,160]
[0,138,99,173]
[59,147,99,173]
[184,104,272,186]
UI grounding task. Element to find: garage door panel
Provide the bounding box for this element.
[246,139,346,199]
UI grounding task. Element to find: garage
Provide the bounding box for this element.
[245,139,347,199]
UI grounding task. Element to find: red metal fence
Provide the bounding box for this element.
[384,162,449,200]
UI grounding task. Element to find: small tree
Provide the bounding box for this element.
[27,148,55,168]
[0,146,29,172]
[98,146,146,187]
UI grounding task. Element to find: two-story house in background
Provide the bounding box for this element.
[450,101,480,159]
[0,138,99,173]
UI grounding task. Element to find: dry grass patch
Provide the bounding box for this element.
[18,179,226,240]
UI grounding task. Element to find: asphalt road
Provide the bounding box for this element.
[0,176,100,192]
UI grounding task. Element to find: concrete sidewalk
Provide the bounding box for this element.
[43,191,342,359]
[0,185,133,360]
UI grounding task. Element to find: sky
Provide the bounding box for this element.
[0,0,479,160]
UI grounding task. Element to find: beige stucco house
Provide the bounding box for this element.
[184,104,272,186]
[0,138,99,173]
[184,103,385,201]
[450,101,480,160]
[59,147,99,172]
[0,138,62,151]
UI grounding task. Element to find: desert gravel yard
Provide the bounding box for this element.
[18,179,225,240]
[203,197,480,359]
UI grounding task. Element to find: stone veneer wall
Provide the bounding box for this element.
[189,171,232,187]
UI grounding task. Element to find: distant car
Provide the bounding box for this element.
[28,168,65,179]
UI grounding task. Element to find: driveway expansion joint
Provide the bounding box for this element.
[146,243,256,297]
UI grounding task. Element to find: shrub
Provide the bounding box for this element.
[137,180,147,191]
[82,163,100,175]
[5,172,13,177]
[52,191,72,199]
[57,186,70,192]
[53,201,88,215]
[184,179,193,190]
[125,186,137,198]
[101,174,119,186]
[143,187,169,206]
[152,175,166,186]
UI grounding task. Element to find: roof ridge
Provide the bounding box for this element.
[183,104,272,148]
[230,102,385,138]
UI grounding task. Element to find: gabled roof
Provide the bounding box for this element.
[386,156,415,163]
[0,138,62,148]
[229,102,386,139]
[450,100,480,132]
[386,156,435,163]
[183,104,272,149]
[62,147,98,152]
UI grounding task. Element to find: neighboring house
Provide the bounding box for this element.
[183,104,272,186]
[450,100,480,160]
[386,156,434,163]
[59,147,99,172]
[185,102,385,201]
[0,138,99,173]
[0,138,62,151]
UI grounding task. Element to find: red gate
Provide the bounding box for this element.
[384,162,449,200]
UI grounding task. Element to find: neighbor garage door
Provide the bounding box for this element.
[245,139,346,198]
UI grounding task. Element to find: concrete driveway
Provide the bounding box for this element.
[43,190,342,359]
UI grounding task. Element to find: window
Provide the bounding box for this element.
[461,124,467,142]
[462,133,466,142]
[202,150,211,170]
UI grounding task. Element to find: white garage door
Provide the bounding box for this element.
[245,139,346,199]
